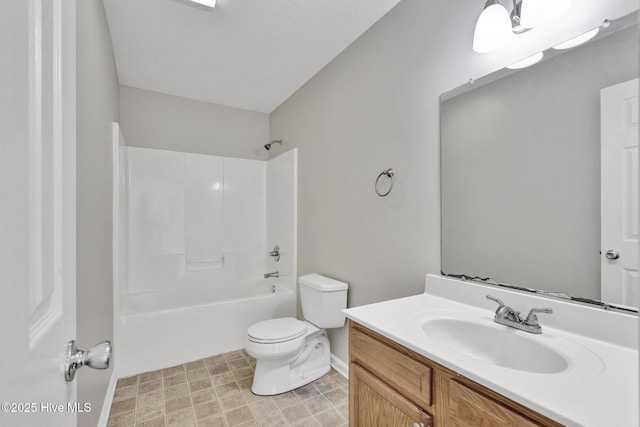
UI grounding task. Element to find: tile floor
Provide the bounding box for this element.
[107,350,349,427]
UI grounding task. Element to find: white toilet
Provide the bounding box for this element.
[245,274,348,395]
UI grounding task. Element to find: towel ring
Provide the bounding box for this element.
[375,168,394,197]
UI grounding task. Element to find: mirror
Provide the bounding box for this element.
[441,13,639,311]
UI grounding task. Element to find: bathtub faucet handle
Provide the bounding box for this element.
[269,245,280,262]
[264,271,279,279]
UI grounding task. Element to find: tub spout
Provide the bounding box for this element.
[264,271,279,279]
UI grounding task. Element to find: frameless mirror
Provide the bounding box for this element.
[440,12,639,312]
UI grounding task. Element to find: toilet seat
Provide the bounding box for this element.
[247,317,307,343]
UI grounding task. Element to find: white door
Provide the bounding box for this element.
[0,0,77,426]
[601,78,639,308]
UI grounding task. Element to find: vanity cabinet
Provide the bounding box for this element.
[349,321,562,427]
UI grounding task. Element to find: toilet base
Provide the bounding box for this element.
[250,331,331,396]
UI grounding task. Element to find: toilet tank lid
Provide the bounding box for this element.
[298,274,348,291]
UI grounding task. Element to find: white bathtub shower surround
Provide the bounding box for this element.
[266,149,298,286]
[112,123,129,350]
[114,145,298,377]
[125,147,268,293]
[118,284,295,377]
[185,153,224,266]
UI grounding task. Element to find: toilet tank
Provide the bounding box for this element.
[299,274,348,328]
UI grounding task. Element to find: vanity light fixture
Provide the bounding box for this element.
[190,0,216,8]
[506,51,544,69]
[473,0,571,53]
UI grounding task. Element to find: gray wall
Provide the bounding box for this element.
[441,27,638,300]
[119,85,269,159]
[270,0,456,362]
[76,0,119,425]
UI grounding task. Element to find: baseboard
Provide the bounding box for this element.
[330,353,349,379]
[97,370,118,427]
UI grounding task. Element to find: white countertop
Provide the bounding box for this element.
[344,274,639,427]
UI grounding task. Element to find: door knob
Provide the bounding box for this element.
[605,249,620,260]
[65,340,112,382]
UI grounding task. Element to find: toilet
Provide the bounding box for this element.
[245,274,348,395]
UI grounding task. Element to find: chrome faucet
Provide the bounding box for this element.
[264,271,279,279]
[486,295,552,334]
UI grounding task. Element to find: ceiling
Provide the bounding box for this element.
[103,0,403,113]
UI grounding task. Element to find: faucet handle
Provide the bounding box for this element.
[268,245,280,262]
[525,307,553,326]
[487,295,523,322]
[486,294,505,309]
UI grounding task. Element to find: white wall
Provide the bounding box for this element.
[76,0,119,425]
[119,85,270,159]
[268,0,639,363]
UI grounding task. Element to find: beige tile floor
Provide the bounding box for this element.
[107,350,349,427]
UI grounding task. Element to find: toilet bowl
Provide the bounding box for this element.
[245,274,348,395]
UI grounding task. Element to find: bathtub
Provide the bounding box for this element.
[116,282,296,377]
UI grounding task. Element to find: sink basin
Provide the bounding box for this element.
[422,318,569,374]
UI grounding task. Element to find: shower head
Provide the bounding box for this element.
[264,139,282,151]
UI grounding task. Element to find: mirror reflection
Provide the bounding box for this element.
[440,14,639,310]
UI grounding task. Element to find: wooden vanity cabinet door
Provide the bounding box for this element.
[350,363,432,427]
[350,326,432,407]
[449,380,543,427]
